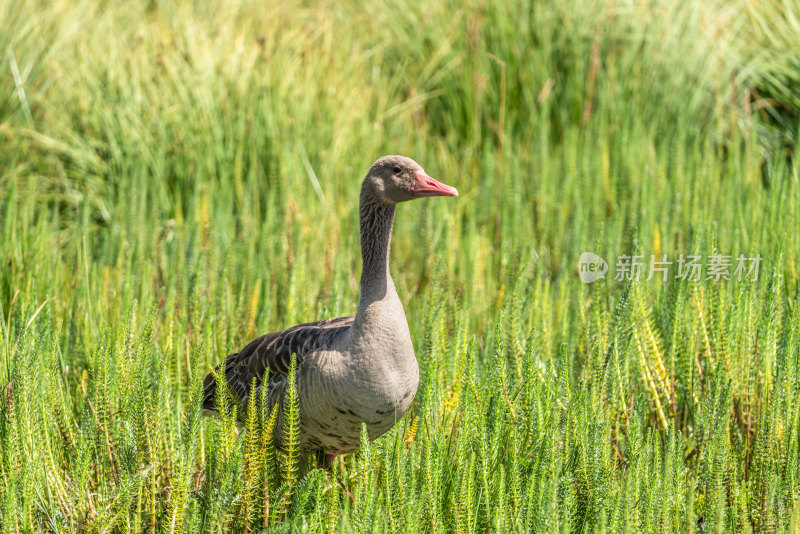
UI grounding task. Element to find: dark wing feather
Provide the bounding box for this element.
[202,316,353,413]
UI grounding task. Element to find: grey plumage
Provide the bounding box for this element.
[202,316,353,412]
[201,155,457,456]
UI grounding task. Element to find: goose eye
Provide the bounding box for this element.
[392,165,402,174]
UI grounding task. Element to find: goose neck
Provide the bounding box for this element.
[354,193,397,326]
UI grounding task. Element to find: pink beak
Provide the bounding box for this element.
[411,170,459,198]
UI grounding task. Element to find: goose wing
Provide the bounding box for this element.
[202,316,353,413]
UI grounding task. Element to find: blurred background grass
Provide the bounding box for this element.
[1,0,800,531]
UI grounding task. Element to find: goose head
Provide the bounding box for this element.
[363,155,458,204]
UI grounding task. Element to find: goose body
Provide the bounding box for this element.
[202,155,457,455]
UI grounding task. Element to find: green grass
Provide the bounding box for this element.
[2,0,800,531]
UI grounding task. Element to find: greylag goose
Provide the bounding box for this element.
[202,155,458,457]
